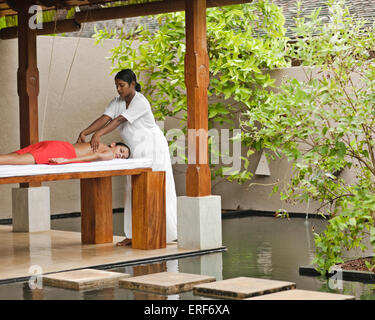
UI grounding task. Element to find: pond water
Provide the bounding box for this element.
[1,214,374,300]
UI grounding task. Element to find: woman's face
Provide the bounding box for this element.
[113,145,130,159]
[115,79,134,98]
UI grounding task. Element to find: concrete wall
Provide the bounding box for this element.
[0,36,324,219]
[0,36,125,218]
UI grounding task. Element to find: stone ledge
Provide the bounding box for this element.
[299,265,375,284]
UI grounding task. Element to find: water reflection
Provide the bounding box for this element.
[178,252,223,281]
[256,242,272,276]
[221,216,327,282]
[110,253,223,300]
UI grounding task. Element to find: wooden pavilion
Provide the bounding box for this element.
[0,0,251,252]
[0,0,251,196]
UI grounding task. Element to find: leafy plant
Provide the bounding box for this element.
[0,14,18,30]
[241,0,375,275]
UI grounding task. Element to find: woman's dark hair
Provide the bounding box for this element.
[115,142,131,159]
[115,69,141,92]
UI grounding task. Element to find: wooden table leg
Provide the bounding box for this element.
[132,171,166,249]
[80,176,113,244]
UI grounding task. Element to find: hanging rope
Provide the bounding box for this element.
[57,9,89,110]
[40,10,58,140]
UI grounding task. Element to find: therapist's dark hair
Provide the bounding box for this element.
[115,69,141,92]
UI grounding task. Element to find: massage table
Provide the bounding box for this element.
[0,158,166,250]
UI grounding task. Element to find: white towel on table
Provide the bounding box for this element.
[0,158,153,178]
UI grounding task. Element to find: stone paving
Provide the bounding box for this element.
[119,271,216,294]
[43,268,130,290]
[193,276,296,300]
[42,269,356,300]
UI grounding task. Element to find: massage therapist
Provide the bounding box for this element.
[76,69,177,246]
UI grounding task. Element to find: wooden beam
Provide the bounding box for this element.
[0,8,17,17]
[74,0,252,23]
[37,0,57,6]
[54,0,67,8]
[17,1,41,188]
[5,0,57,10]
[184,0,211,197]
[75,0,183,23]
[4,0,18,12]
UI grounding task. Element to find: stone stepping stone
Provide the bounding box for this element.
[119,271,216,294]
[43,268,130,290]
[193,277,296,300]
[246,289,355,300]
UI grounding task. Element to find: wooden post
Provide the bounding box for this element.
[80,177,113,244]
[17,1,40,188]
[185,0,211,197]
[132,171,166,249]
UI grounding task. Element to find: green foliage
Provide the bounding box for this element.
[93,0,289,179]
[0,15,18,30]
[241,0,375,275]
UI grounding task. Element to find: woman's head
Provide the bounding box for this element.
[109,142,131,159]
[114,69,141,98]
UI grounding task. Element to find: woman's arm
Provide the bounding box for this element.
[90,115,127,152]
[77,115,112,143]
[49,149,113,164]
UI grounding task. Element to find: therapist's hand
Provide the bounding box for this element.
[90,133,101,153]
[76,132,86,143]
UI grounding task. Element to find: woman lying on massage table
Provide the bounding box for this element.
[0,140,130,165]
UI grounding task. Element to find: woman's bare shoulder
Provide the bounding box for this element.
[98,143,111,153]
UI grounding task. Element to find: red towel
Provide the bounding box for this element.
[15,141,76,165]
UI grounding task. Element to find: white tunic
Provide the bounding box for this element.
[104,92,177,242]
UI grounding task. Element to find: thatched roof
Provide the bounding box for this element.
[275,0,375,37]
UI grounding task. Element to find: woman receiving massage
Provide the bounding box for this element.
[76,69,178,247]
[0,140,130,165]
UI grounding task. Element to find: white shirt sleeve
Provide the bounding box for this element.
[103,98,121,119]
[120,96,149,124]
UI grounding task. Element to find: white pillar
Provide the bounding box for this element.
[12,187,51,232]
[177,195,222,250]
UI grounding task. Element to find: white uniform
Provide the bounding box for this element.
[104,92,177,242]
